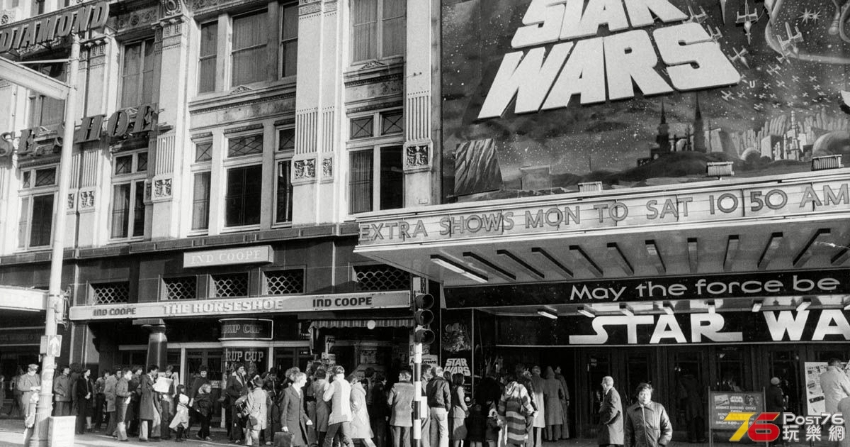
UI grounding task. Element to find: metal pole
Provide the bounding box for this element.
[413,341,422,447]
[29,33,80,447]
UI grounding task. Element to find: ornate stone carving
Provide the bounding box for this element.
[230,85,255,95]
[360,60,388,70]
[67,193,76,211]
[117,7,158,29]
[161,0,184,17]
[1,9,15,25]
[145,181,152,201]
[79,191,95,210]
[294,159,316,180]
[154,178,172,199]
[406,145,429,168]
[322,157,333,179]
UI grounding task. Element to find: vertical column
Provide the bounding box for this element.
[403,0,433,207]
[316,0,339,223]
[150,10,191,239]
[139,320,168,369]
[291,0,329,225]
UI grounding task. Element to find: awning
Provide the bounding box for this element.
[0,286,48,312]
[309,318,413,329]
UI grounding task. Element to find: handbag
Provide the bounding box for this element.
[274,431,293,447]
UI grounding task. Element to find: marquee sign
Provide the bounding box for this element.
[441,0,850,201]
[497,309,850,346]
[219,318,273,341]
[359,177,850,246]
[445,269,850,307]
[0,1,109,52]
[69,291,410,321]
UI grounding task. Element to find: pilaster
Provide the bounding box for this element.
[150,13,191,240]
[404,0,434,207]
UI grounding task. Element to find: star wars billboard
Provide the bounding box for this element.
[441,0,850,202]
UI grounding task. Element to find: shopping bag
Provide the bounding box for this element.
[274,431,293,447]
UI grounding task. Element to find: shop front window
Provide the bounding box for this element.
[716,348,746,391]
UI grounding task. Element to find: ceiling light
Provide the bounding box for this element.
[577,305,596,318]
[797,298,811,312]
[663,302,674,315]
[619,303,634,317]
[537,309,558,320]
[707,300,716,314]
[430,255,488,284]
[751,300,763,313]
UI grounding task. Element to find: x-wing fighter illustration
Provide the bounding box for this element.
[778,22,804,55]
[688,6,708,23]
[731,47,750,68]
[737,0,760,44]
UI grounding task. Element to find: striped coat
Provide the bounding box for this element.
[497,382,534,445]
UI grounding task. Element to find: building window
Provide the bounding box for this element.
[110,151,147,239]
[163,277,197,300]
[381,110,404,135]
[18,194,54,249]
[349,145,403,214]
[91,282,130,305]
[351,0,406,64]
[265,269,304,294]
[351,116,374,140]
[198,21,218,94]
[353,264,409,291]
[121,39,155,108]
[28,63,66,127]
[232,9,268,87]
[213,273,249,297]
[275,160,292,224]
[225,165,262,227]
[228,134,264,157]
[196,141,213,162]
[192,172,211,231]
[277,128,295,152]
[280,3,298,77]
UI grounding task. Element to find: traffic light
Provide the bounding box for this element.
[412,293,435,345]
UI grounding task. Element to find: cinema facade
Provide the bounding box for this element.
[355,0,850,439]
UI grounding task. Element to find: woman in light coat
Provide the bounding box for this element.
[348,375,377,447]
[542,367,565,441]
[246,375,268,446]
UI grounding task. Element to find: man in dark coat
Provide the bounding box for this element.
[598,376,623,447]
[227,363,248,443]
[624,383,672,447]
[281,371,312,446]
[388,369,415,447]
[139,365,161,441]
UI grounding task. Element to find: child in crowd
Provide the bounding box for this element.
[193,383,213,441]
[485,403,501,447]
[467,403,487,447]
[170,384,190,442]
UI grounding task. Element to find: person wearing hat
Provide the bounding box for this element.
[766,377,785,446]
[17,364,41,417]
[624,383,672,447]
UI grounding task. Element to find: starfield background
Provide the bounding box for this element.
[441,0,850,201]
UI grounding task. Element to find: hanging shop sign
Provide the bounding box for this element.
[358,178,850,246]
[184,246,273,268]
[496,309,850,346]
[440,0,850,201]
[445,269,850,307]
[68,290,409,321]
[0,1,109,52]
[219,318,273,341]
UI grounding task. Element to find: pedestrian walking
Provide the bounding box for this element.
[75,367,94,434]
[194,383,213,441]
[105,369,118,437]
[170,384,191,442]
[451,373,469,447]
[553,367,569,439]
[388,369,415,447]
[497,372,536,447]
[372,373,389,447]
[350,374,378,447]
[115,368,133,442]
[228,362,250,443]
[264,374,281,445]
[246,376,268,446]
[54,365,72,416]
[127,366,142,437]
[766,377,785,447]
[466,403,487,447]
[820,359,850,414]
[94,370,107,431]
[312,368,331,447]
[528,367,545,447]
[17,364,40,418]
[188,365,210,438]
[624,383,671,447]
[138,365,161,441]
[541,367,565,441]
[159,365,177,440]
[8,367,24,418]
[427,366,452,447]
[322,365,354,447]
[281,371,313,447]
[598,376,623,447]
[420,365,433,447]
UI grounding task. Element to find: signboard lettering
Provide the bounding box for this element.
[497,310,850,346]
[710,391,765,431]
[183,246,273,268]
[219,318,273,341]
[0,2,109,52]
[359,181,850,245]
